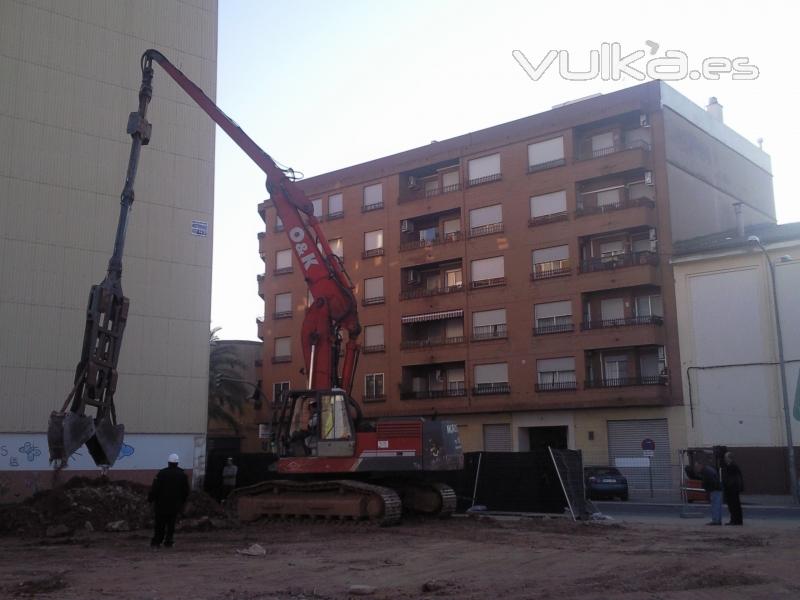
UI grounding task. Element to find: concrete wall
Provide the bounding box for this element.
[0,0,217,491]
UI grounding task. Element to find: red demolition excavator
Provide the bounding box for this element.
[48,50,463,525]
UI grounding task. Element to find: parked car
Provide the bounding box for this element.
[584,466,629,501]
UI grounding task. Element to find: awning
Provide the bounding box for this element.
[401,309,463,324]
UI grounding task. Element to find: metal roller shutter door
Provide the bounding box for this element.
[607,419,671,495]
[483,424,512,452]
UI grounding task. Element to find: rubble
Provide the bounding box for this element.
[0,476,226,537]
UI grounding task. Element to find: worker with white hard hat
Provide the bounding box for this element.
[147,452,189,549]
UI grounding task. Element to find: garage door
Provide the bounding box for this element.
[483,424,512,452]
[607,419,672,496]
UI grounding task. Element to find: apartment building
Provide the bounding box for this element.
[256,81,773,496]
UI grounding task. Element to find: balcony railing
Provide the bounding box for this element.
[471,324,508,341]
[273,266,293,275]
[400,283,464,300]
[400,181,461,203]
[327,210,344,220]
[273,310,292,320]
[362,201,384,213]
[271,355,291,364]
[363,394,386,403]
[362,344,386,353]
[577,139,651,161]
[528,158,566,173]
[472,382,511,395]
[535,380,577,392]
[533,322,574,336]
[400,385,467,400]
[362,247,385,259]
[362,296,385,306]
[470,277,506,290]
[531,266,571,280]
[400,336,464,349]
[467,172,502,187]
[576,195,655,217]
[468,222,504,238]
[528,212,569,227]
[585,375,666,388]
[579,251,658,273]
[399,231,462,252]
[580,315,664,330]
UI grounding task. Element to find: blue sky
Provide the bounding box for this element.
[212,0,799,340]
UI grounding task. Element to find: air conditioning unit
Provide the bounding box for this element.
[400,219,414,233]
[640,114,650,128]
[407,270,421,285]
[408,176,419,190]
[644,171,654,186]
[434,369,444,382]
[650,239,658,253]
[649,227,657,240]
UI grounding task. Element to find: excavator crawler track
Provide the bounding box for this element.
[227,479,402,526]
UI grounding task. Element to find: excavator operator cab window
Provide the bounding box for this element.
[319,392,353,441]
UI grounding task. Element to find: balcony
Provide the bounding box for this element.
[256,317,264,340]
[535,381,577,392]
[400,231,462,252]
[400,385,467,400]
[363,394,386,403]
[577,139,651,161]
[528,158,566,174]
[467,173,502,187]
[257,201,267,224]
[273,310,292,320]
[257,274,266,299]
[400,336,464,350]
[327,210,344,220]
[401,181,461,204]
[362,247,385,259]
[529,212,569,228]
[257,232,267,262]
[531,265,571,281]
[581,315,663,330]
[400,283,463,300]
[470,277,505,290]
[471,324,508,341]
[579,251,658,273]
[363,344,386,353]
[468,222,504,238]
[271,355,291,364]
[362,296,385,306]
[533,323,575,336]
[585,375,666,388]
[576,195,655,218]
[362,201,384,213]
[472,382,511,396]
[273,266,293,276]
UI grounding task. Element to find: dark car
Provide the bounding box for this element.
[584,466,628,501]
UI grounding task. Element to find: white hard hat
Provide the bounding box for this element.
[168,453,179,464]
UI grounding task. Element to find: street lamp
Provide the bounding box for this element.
[748,235,798,503]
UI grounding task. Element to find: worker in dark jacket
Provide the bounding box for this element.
[694,460,723,525]
[722,451,744,525]
[148,453,190,548]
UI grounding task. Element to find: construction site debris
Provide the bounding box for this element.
[236,543,267,556]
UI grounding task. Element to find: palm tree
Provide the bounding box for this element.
[208,327,249,434]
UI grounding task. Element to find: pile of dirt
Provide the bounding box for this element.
[0,476,225,537]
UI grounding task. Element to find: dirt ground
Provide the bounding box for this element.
[2,515,800,600]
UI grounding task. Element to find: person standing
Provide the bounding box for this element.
[723,452,744,525]
[148,453,190,548]
[694,460,723,525]
[221,457,238,501]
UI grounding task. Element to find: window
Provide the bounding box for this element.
[273,337,291,362]
[328,193,343,217]
[536,357,576,391]
[274,292,292,318]
[363,229,384,257]
[311,198,323,218]
[635,294,663,318]
[418,227,437,243]
[364,373,385,400]
[534,301,572,334]
[472,308,507,339]
[447,368,466,393]
[532,245,570,278]
[632,237,652,253]
[272,381,290,405]
[591,131,615,153]
[363,276,384,304]
[363,183,383,210]
[597,188,621,208]
[528,137,565,170]
[275,249,293,273]
[470,256,505,288]
[363,325,385,353]
[600,298,625,322]
[443,218,461,240]
[468,153,501,185]
[530,191,567,222]
[445,268,463,289]
[603,355,629,383]
[628,181,654,201]
[640,347,666,379]
[599,240,625,260]
[442,170,459,191]
[424,178,439,196]
[469,204,502,236]
[473,362,509,394]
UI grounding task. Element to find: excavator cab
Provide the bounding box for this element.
[278,389,356,458]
